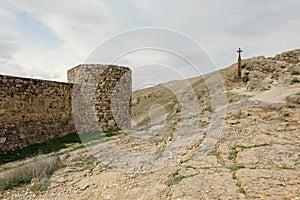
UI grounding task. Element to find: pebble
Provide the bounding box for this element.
[79,184,89,191]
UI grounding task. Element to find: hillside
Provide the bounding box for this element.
[1,49,300,199]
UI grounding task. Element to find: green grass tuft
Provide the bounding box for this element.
[228,144,270,161]
[208,151,221,158]
[239,143,270,149]
[165,104,174,113]
[0,131,117,165]
[239,188,246,194]
[137,118,151,126]
[279,165,295,170]
[185,165,196,169]
[230,164,245,171]
[228,148,239,160]
[104,131,121,137]
[165,169,198,187]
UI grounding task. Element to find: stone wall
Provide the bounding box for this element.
[68,64,131,132]
[95,65,131,131]
[0,75,76,154]
[0,64,132,154]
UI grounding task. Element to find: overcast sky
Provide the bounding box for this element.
[0,0,299,88]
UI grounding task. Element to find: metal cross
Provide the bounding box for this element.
[237,48,243,79]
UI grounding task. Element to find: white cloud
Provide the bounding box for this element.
[0,0,299,84]
[127,0,300,67]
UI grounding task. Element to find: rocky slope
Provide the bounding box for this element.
[1,49,300,199]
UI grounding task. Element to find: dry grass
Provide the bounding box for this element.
[0,156,62,191]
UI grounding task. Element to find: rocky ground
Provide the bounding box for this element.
[1,49,299,199]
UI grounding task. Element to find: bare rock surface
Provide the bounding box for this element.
[236,169,300,199]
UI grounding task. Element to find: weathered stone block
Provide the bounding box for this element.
[0,137,6,144]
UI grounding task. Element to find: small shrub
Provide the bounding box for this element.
[239,188,246,194]
[165,169,184,187]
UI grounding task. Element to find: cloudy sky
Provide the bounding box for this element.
[0,0,299,89]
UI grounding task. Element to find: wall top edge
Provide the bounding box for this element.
[0,74,72,85]
[67,64,131,73]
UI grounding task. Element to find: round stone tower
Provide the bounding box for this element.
[68,64,131,133]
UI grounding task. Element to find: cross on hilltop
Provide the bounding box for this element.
[237,48,243,79]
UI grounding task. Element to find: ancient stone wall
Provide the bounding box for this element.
[0,64,132,154]
[0,75,76,154]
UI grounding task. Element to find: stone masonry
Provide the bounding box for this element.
[0,75,76,154]
[0,64,132,155]
[68,64,131,133]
